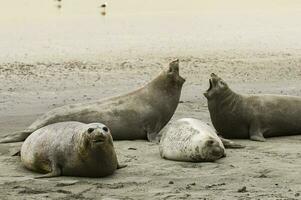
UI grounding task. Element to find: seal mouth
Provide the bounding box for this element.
[92,138,106,143]
[93,140,104,144]
[178,75,186,84]
[207,78,213,91]
[212,147,224,157]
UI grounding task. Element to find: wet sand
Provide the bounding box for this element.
[2,0,301,62]
[0,53,301,199]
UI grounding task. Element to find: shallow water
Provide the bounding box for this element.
[1,0,301,62]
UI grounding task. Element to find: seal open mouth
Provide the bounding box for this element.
[207,78,213,91]
[93,138,105,143]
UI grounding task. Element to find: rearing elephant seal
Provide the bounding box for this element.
[21,121,125,178]
[159,118,226,162]
[204,73,301,141]
[1,60,185,143]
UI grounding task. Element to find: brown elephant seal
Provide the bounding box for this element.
[159,118,226,162]
[204,73,301,141]
[1,60,185,143]
[21,121,125,178]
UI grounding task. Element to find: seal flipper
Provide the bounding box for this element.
[0,130,33,143]
[219,137,245,149]
[249,124,266,142]
[12,150,21,156]
[147,132,160,143]
[34,165,61,179]
[117,163,127,169]
[250,134,266,142]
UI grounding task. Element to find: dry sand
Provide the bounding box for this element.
[0,53,301,199]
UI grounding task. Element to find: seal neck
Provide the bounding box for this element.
[147,72,184,95]
[213,87,242,106]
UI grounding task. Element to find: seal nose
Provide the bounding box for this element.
[171,59,179,65]
[212,147,224,157]
[210,73,217,78]
[91,128,108,143]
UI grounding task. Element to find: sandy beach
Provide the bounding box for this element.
[1,0,301,199]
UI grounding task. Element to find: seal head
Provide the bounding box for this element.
[165,59,186,88]
[152,59,186,91]
[198,137,225,161]
[78,123,114,156]
[204,73,229,100]
[81,123,112,147]
[189,133,225,162]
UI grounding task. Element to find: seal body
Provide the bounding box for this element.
[204,73,301,141]
[21,121,122,178]
[159,118,225,162]
[1,60,185,143]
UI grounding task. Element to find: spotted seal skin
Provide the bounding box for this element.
[21,121,125,178]
[1,60,185,143]
[204,73,301,142]
[159,118,225,162]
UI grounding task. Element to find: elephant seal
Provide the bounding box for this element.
[21,121,125,178]
[159,118,226,162]
[1,60,185,143]
[204,73,301,141]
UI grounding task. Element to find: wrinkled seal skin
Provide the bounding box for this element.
[1,60,185,143]
[204,73,301,142]
[21,121,125,178]
[159,118,225,162]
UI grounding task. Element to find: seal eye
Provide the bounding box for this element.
[219,81,226,87]
[88,128,94,134]
[206,139,215,146]
[102,127,108,132]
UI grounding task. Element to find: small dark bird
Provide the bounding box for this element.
[99,2,107,16]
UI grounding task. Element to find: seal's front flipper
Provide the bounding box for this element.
[147,132,160,143]
[219,137,245,149]
[117,163,127,169]
[249,125,266,142]
[0,130,32,143]
[250,134,266,142]
[12,150,21,156]
[34,167,61,179]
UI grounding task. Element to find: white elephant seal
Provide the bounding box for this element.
[159,118,226,162]
[1,60,185,143]
[204,73,301,141]
[21,121,125,178]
